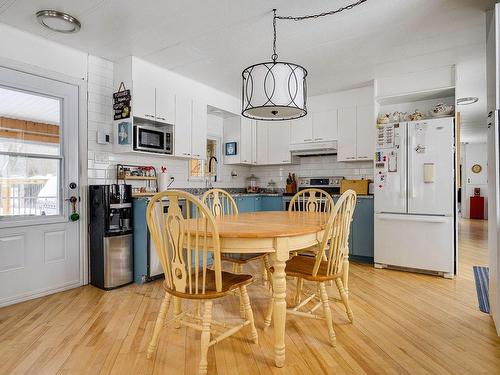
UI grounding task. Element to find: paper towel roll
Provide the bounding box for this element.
[158,173,170,191]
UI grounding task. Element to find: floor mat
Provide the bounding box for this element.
[473,266,490,314]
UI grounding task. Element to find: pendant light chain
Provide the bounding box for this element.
[271,0,368,61]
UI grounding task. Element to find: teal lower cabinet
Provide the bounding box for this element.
[261,196,283,211]
[349,198,374,262]
[234,196,255,212]
[254,196,262,211]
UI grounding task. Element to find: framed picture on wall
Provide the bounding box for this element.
[117,121,132,145]
[225,142,237,156]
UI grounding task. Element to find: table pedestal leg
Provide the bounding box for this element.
[271,237,289,368]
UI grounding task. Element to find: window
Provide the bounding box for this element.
[189,137,220,180]
[0,86,62,218]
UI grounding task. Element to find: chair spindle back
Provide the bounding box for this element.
[289,188,334,213]
[201,188,238,217]
[146,190,222,296]
[313,189,357,278]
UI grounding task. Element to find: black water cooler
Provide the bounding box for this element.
[89,184,133,289]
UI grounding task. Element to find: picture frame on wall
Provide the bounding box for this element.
[118,121,132,145]
[225,141,237,156]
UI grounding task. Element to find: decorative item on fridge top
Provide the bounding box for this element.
[377,113,391,124]
[408,110,424,121]
[429,103,454,118]
[116,163,158,197]
[391,111,408,122]
[246,174,260,193]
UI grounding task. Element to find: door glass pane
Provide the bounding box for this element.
[0,85,62,218]
[0,86,61,156]
[0,155,61,217]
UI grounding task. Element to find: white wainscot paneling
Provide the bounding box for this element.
[44,230,67,264]
[0,235,25,272]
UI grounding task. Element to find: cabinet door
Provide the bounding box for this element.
[254,196,262,211]
[352,198,374,259]
[337,106,357,161]
[191,101,207,159]
[133,81,155,120]
[356,105,375,160]
[240,117,253,164]
[267,121,291,164]
[261,196,283,211]
[313,109,338,142]
[290,115,313,144]
[174,95,192,157]
[251,120,257,165]
[235,197,255,212]
[155,88,175,124]
[256,121,268,165]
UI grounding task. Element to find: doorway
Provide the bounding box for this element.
[0,66,81,306]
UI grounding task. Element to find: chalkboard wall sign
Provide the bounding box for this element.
[113,82,131,120]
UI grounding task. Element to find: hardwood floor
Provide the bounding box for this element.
[1,219,499,374]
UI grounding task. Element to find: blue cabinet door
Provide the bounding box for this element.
[254,196,262,211]
[351,198,374,260]
[235,196,255,212]
[261,196,284,211]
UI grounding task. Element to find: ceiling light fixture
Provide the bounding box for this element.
[36,10,81,34]
[241,0,368,121]
[457,97,479,106]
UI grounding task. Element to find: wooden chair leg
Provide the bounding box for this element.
[263,255,273,290]
[173,296,182,329]
[264,297,274,329]
[335,278,354,323]
[261,258,268,286]
[232,262,238,273]
[147,292,172,359]
[198,300,213,375]
[294,277,303,306]
[239,285,258,344]
[342,256,349,296]
[319,282,336,347]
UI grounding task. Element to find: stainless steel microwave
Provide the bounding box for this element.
[133,125,172,154]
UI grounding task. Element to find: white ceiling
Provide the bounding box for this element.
[0,0,493,141]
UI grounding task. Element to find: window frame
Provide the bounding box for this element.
[188,134,222,182]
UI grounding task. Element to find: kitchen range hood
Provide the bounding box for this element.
[290,140,337,156]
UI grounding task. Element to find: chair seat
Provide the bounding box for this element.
[221,253,267,264]
[271,255,342,282]
[164,269,253,299]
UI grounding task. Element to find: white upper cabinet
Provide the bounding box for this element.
[313,109,338,142]
[240,117,253,164]
[254,121,291,165]
[290,116,313,144]
[251,120,257,165]
[155,88,175,124]
[191,101,207,160]
[267,121,291,164]
[355,105,375,160]
[337,105,375,162]
[133,81,156,120]
[174,95,192,157]
[256,121,268,165]
[337,106,357,161]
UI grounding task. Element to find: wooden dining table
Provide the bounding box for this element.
[209,210,330,368]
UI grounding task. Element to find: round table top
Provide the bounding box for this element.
[210,211,329,238]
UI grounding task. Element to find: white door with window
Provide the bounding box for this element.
[0,67,80,307]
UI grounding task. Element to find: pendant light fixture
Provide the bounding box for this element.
[241,0,368,121]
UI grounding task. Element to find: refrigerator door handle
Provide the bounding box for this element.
[377,214,448,223]
[408,135,416,198]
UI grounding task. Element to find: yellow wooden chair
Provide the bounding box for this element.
[288,188,335,304]
[264,190,357,347]
[202,188,271,318]
[146,190,258,375]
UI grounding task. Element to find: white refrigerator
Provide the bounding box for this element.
[374,118,456,277]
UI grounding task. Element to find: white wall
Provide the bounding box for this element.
[461,142,488,219]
